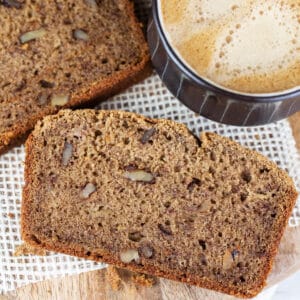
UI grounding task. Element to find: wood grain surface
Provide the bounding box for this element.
[290,112,300,148]
[3,112,300,300]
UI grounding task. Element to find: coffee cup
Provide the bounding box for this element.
[147,0,300,126]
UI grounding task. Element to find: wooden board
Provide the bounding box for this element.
[4,112,300,300]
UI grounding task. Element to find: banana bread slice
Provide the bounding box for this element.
[22,110,298,298]
[0,0,149,154]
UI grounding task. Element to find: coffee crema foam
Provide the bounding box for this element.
[160,0,300,94]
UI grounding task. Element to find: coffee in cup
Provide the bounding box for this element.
[159,0,300,94]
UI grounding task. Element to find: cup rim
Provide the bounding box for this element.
[152,0,300,104]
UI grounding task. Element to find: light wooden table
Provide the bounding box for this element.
[4,112,300,300]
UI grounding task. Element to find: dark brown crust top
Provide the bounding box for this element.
[21,110,298,299]
[0,0,151,154]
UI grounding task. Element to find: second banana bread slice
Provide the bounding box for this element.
[22,110,297,298]
[0,0,149,153]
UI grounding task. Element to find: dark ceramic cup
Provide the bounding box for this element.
[147,0,300,126]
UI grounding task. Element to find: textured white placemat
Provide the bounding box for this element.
[0,0,299,294]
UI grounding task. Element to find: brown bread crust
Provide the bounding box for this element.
[0,0,150,154]
[22,110,298,298]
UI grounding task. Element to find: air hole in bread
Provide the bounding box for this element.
[165,220,171,226]
[241,170,252,183]
[128,232,143,242]
[164,201,171,208]
[30,235,41,245]
[199,240,206,251]
[240,193,248,202]
[210,152,217,161]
